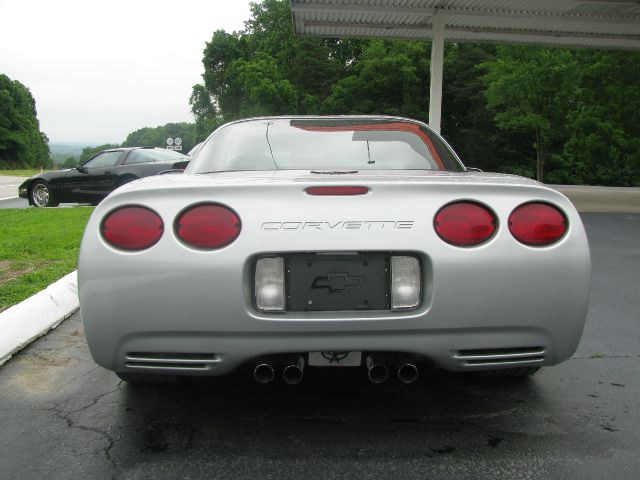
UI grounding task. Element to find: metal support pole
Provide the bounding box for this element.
[429,11,446,134]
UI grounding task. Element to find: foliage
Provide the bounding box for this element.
[121,122,197,154]
[0,74,51,170]
[322,40,430,119]
[225,53,299,117]
[193,0,360,127]
[188,0,640,186]
[548,51,640,186]
[61,156,78,168]
[480,47,579,181]
[440,43,531,172]
[0,207,94,310]
[189,84,221,142]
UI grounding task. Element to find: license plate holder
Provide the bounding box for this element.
[286,254,390,311]
[308,351,362,367]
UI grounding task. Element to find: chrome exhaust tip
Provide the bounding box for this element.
[366,355,389,384]
[254,363,275,384]
[282,357,305,385]
[397,363,419,384]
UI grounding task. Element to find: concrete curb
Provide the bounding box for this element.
[0,271,79,366]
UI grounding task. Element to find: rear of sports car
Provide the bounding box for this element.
[78,116,591,383]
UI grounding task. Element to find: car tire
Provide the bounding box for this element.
[30,181,59,208]
[116,372,180,383]
[480,367,541,377]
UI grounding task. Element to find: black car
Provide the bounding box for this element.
[19,147,190,207]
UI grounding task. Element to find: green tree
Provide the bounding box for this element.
[61,156,78,168]
[0,74,50,169]
[548,50,640,186]
[322,40,430,119]
[195,0,361,122]
[189,84,220,141]
[201,29,248,119]
[245,0,355,100]
[121,123,197,153]
[481,47,579,182]
[224,53,299,117]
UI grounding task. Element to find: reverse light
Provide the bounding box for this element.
[509,202,567,246]
[255,257,285,311]
[175,203,241,250]
[306,186,369,196]
[101,206,163,251]
[434,201,497,247]
[391,256,421,309]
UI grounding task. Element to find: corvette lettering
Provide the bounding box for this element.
[261,221,414,231]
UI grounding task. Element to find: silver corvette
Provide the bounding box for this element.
[78,116,591,384]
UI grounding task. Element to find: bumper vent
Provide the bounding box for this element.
[454,347,545,367]
[125,352,219,371]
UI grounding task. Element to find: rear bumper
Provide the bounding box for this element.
[80,243,591,376]
[95,326,556,376]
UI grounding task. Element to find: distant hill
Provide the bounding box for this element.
[49,142,98,165]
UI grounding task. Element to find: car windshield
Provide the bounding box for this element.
[187,142,204,157]
[188,118,464,173]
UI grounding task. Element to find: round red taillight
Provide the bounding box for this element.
[509,202,567,246]
[101,206,164,251]
[434,201,497,247]
[175,203,241,249]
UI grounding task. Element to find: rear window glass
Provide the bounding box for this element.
[125,149,188,165]
[189,118,464,173]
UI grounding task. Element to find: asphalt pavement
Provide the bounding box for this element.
[0,175,28,204]
[0,213,638,480]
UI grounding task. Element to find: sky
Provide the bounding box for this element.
[0,0,254,145]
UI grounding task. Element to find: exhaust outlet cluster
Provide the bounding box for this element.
[366,355,389,384]
[253,357,305,385]
[253,355,420,385]
[366,356,419,384]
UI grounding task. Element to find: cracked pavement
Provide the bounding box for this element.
[0,213,638,479]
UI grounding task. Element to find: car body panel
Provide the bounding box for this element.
[78,164,591,376]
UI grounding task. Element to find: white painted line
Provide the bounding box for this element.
[0,271,79,366]
[0,196,18,201]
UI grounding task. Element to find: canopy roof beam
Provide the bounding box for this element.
[291,3,640,26]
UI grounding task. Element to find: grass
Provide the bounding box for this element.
[0,207,94,311]
[0,169,51,177]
